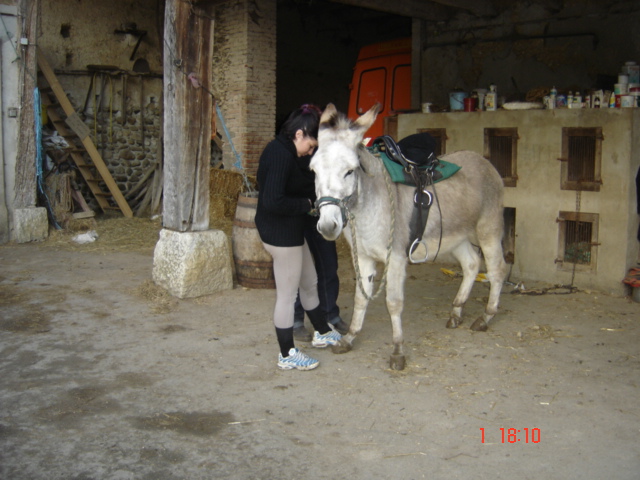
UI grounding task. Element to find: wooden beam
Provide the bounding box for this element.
[162,0,215,232]
[327,0,449,22]
[428,0,496,17]
[14,0,39,209]
[328,0,497,20]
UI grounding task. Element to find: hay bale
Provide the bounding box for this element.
[209,168,256,220]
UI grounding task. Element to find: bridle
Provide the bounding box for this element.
[314,195,352,227]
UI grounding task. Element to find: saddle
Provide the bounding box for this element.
[372,133,442,185]
[372,132,440,264]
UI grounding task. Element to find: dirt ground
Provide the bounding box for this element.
[1,217,639,480]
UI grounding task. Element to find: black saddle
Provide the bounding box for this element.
[373,132,436,165]
[372,132,442,183]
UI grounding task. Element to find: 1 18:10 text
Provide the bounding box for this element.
[480,428,541,443]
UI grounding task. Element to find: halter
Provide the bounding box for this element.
[314,195,352,227]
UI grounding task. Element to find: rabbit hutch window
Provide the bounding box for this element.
[557,211,599,272]
[484,128,518,187]
[561,127,602,192]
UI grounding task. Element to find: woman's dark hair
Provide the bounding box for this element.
[279,104,322,140]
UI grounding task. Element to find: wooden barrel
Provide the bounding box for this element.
[231,192,275,289]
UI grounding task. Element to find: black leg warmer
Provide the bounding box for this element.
[275,327,295,357]
[306,305,331,335]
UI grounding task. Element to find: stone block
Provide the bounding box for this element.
[13,207,49,243]
[152,229,233,299]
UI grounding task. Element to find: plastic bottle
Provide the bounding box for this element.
[567,91,573,107]
[574,91,582,108]
[485,84,497,111]
[549,86,557,110]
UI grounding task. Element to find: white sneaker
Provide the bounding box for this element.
[277,348,319,371]
[311,328,342,348]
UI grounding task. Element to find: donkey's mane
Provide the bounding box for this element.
[357,143,387,177]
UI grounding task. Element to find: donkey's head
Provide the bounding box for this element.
[310,103,379,240]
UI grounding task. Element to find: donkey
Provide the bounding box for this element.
[310,104,508,370]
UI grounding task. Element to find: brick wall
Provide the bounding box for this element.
[213,0,276,177]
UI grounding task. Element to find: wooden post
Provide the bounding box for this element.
[14,0,39,209]
[162,0,215,232]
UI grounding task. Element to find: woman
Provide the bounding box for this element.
[255,104,342,370]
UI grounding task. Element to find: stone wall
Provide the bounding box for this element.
[83,76,163,210]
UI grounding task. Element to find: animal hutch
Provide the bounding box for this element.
[395,108,640,295]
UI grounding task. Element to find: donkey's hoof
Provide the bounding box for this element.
[331,341,352,354]
[446,316,462,329]
[390,354,406,370]
[470,318,488,332]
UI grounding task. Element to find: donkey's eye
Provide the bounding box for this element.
[344,169,354,178]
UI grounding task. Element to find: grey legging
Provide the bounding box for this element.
[263,240,319,329]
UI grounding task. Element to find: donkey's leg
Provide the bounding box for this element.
[331,254,376,354]
[385,254,408,370]
[470,233,508,331]
[446,240,481,329]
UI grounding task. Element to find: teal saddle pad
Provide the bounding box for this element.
[373,149,462,186]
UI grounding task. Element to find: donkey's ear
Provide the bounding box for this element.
[352,103,380,136]
[320,103,338,126]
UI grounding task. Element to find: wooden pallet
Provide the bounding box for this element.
[37,53,133,218]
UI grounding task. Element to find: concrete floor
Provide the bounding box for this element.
[1,240,639,479]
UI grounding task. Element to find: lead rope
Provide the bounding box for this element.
[349,166,396,301]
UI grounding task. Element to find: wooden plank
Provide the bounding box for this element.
[64,112,91,140]
[72,211,96,219]
[81,138,133,217]
[71,189,93,214]
[37,54,76,116]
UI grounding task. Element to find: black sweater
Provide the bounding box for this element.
[255,134,315,247]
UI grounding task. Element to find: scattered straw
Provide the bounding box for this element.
[43,216,162,253]
[516,324,556,343]
[134,279,178,314]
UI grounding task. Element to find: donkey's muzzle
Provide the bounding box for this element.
[315,201,345,241]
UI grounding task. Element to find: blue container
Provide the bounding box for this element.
[449,91,468,111]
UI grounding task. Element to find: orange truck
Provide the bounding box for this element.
[347,38,412,140]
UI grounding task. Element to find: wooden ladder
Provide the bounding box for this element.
[37,53,133,218]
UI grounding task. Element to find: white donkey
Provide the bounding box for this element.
[310,104,508,370]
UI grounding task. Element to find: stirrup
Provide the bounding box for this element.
[409,238,428,264]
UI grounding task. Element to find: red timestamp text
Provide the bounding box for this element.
[480,427,541,444]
